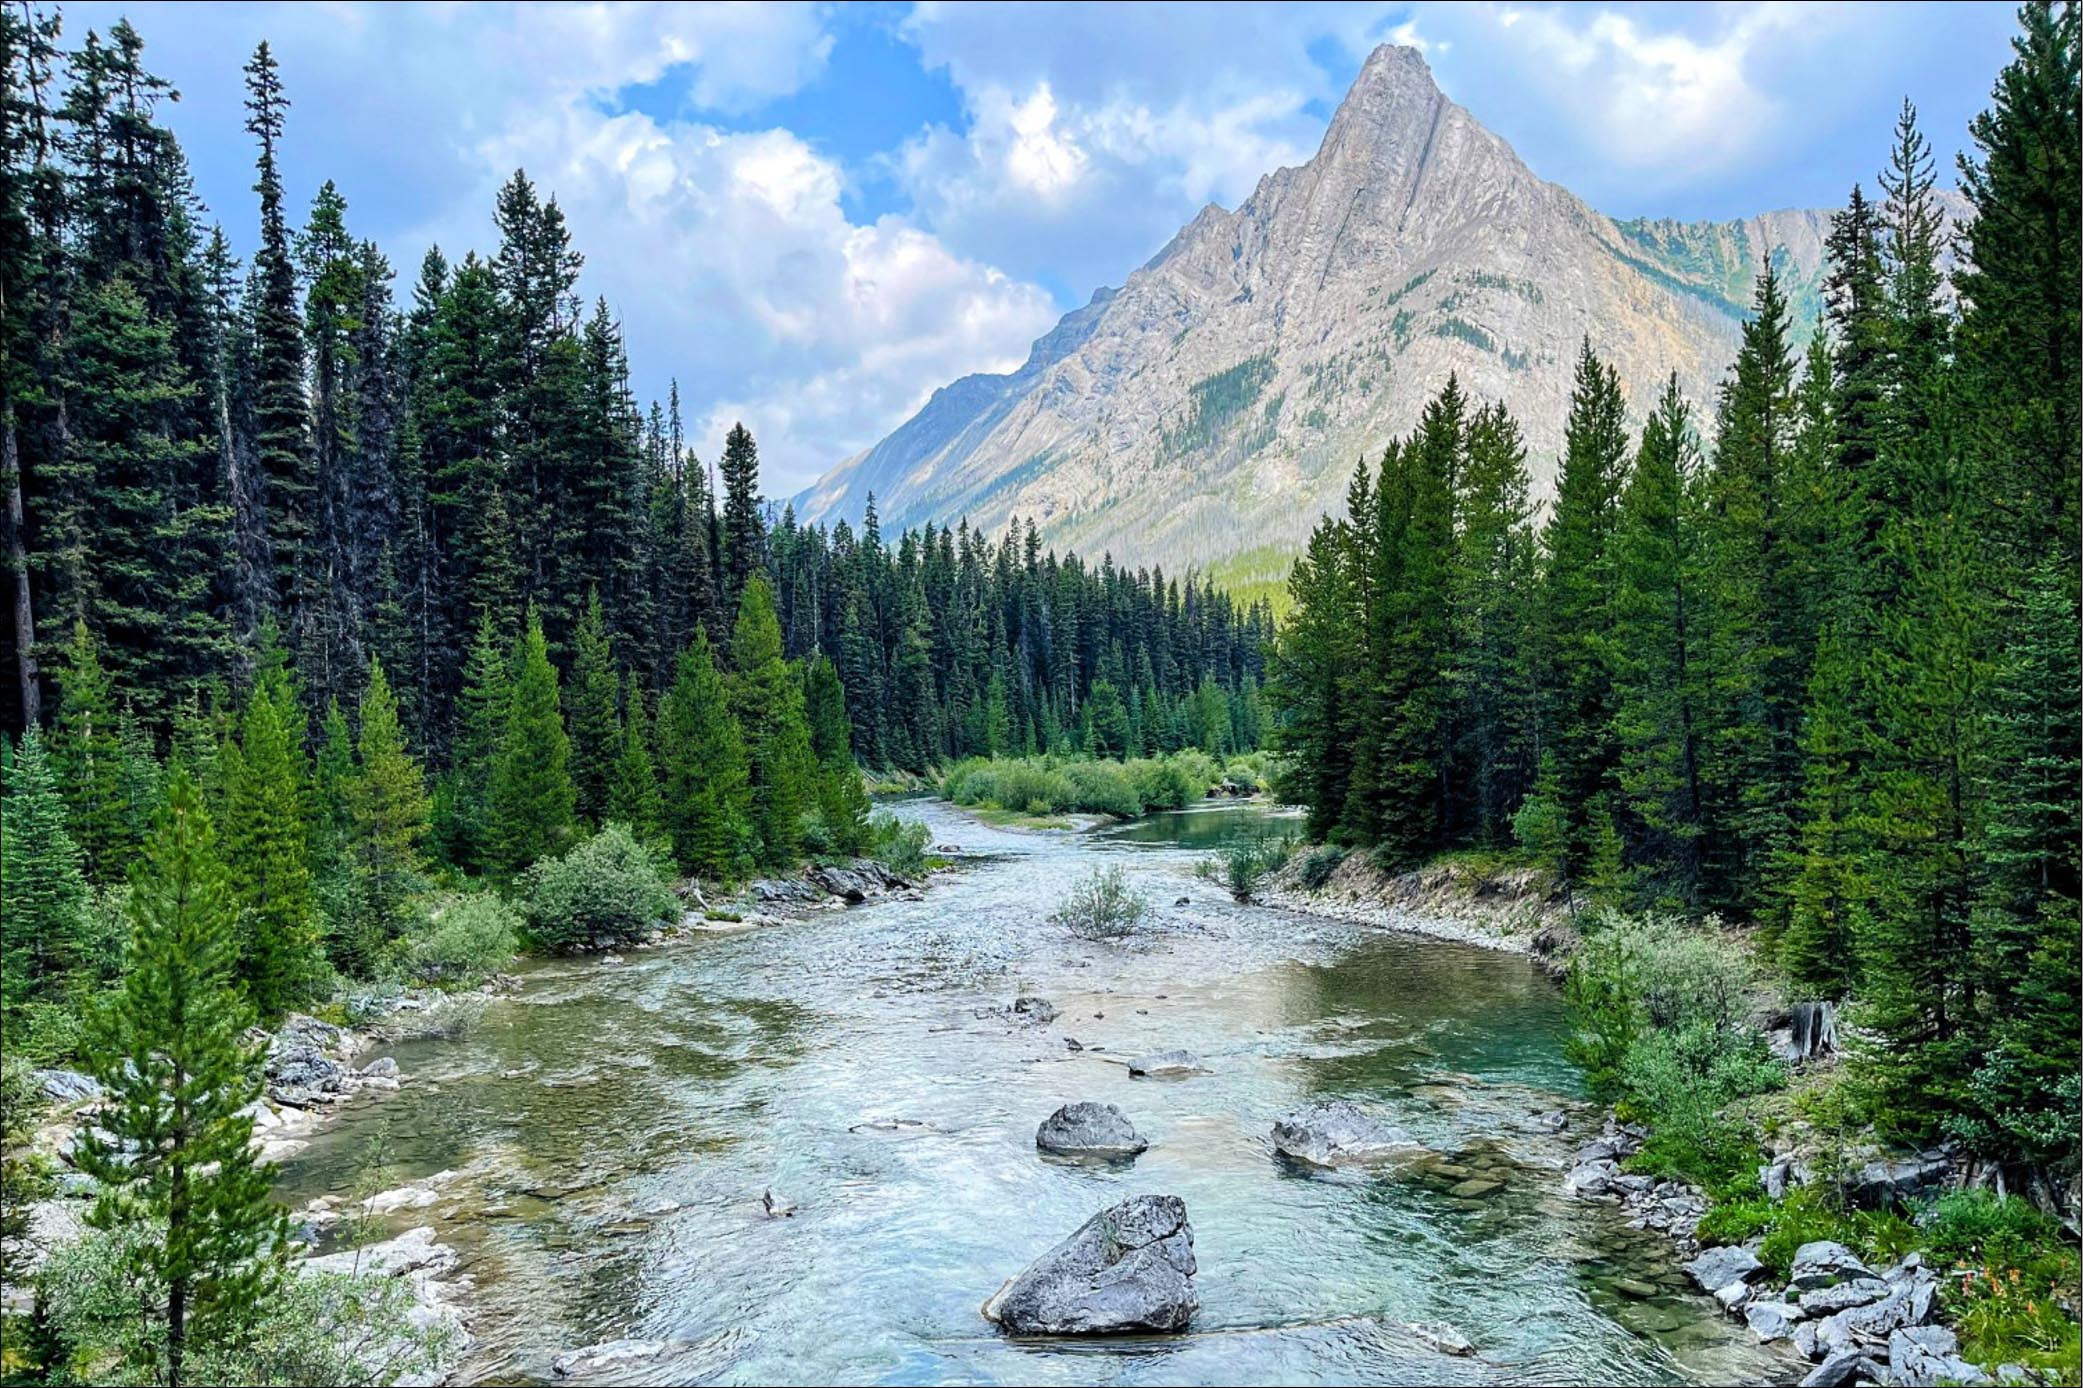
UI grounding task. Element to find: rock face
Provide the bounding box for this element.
[794,45,1945,577]
[1271,1100,1420,1168]
[982,1195,1197,1335]
[1036,1102,1148,1159]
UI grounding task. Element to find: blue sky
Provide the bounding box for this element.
[65,1,2019,493]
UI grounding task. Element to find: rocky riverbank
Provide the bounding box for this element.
[1561,1121,2047,1386]
[1255,849,1574,960]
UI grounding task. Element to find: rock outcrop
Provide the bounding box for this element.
[1271,1099,1423,1168]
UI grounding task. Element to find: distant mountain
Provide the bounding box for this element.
[794,45,1874,587]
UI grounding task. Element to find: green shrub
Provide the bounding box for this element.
[1756,1186,1859,1279]
[1697,1195,1776,1247]
[1298,845,1347,889]
[1921,1190,2066,1271]
[521,822,677,953]
[1212,831,1295,902]
[1051,864,1149,940]
[1127,757,1197,812]
[865,811,930,878]
[402,893,520,986]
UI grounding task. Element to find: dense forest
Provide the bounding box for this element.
[1270,4,2078,1179]
[0,9,1272,982]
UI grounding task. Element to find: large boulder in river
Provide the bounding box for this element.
[982,1195,1197,1334]
[1272,1100,1422,1168]
[1036,1103,1147,1159]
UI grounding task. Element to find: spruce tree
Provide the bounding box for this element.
[0,728,91,1012]
[220,666,318,1019]
[1609,377,1710,907]
[803,654,869,854]
[440,611,510,872]
[51,620,127,879]
[566,588,619,823]
[488,609,575,873]
[1538,340,1631,881]
[605,678,664,839]
[78,768,286,1387]
[728,575,816,868]
[657,627,751,880]
[1454,404,1539,845]
[346,656,428,947]
[719,421,764,613]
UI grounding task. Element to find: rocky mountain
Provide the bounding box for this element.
[794,45,1842,587]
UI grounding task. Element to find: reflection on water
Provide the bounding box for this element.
[276,799,1787,1386]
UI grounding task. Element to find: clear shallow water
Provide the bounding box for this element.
[276,800,1788,1386]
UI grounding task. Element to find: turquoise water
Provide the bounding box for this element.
[274,800,1786,1385]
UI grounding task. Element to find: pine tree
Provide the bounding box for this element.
[1608,377,1709,907]
[487,608,575,873]
[220,664,318,1019]
[439,611,509,872]
[311,696,354,875]
[1538,340,1631,882]
[605,677,664,839]
[1698,267,1803,914]
[803,653,869,855]
[50,620,127,878]
[0,727,91,1011]
[719,421,764,614]
[78,767,286,1388]
[242,42,312,630]
[566,588,618,823]
[1453,402,1539,845]
[1780,625,1870,1001]
[728,575,816,868]
[345,656,428,948]
[657,627,750,880]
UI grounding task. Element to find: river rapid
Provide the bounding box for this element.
[275,799,1788,1386]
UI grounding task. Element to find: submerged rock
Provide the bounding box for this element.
[1409,1320,1474,1356]
[1036,1102,1148,1159]
[1012,996,1059,1025]
[982,1195,1197,1335]
[1271,1099,1421,1168]
[1126,1050,1204,1078]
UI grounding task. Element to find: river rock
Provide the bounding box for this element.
[1036,1102,1148,1159]
[33,1069,102,1105]
[1684,1244,1764,1295]
[1271,1099,1421,1168]
[1887,1326,1988,1387]
[360,1056,400,1079]
[1745,1299,1805,1342]
[1126,1050,1204,1078]
[1799,1278,1891,1315]
[1799,1348,1880,1387]
[1012,996,1059,1025]
[981,1194,1197,1334]
[1790,1240,1878,1289]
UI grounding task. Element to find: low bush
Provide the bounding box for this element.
[520,822,678,953]
[1297,845,1348,889]
[940,752,1241,820]
[1050,864,1149,940]
[865,811,931,878]
[400,893,520,986]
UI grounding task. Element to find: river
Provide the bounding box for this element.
[274,798,1787,1386]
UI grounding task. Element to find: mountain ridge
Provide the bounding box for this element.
[794,45,1844,574]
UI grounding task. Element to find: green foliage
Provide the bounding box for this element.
[1923,1195,2081,1376]
[657,628,752,880]
[341,658,430,966]
[488,611,577,875]
[399,892,519,986]
[1049,864,1150,941]
[77,768,288,1385]
[1297,845,1348,890]
[221,664,322,1019]
[939,752,1226,820]
[565,589,621,824]
[803,655,870,855]
[519,822,677,953]
[1,1056,53,1248]
[1,729,93,1016]
[863,811,931,878]
[729,577,818,869]
[604,682,665,840]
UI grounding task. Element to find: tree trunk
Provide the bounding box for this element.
[3,412,39,727]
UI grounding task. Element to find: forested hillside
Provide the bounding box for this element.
[1269,8,2078,1178]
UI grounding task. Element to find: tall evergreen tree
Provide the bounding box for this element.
[77,767,286,1388]
[0,727,91,1012]
[565,588,618,823]
[657,627,751,880]
[487,609,575,873]
[345,656,428,949]
[803,653,869,855]
[728,576,816,869]
[220,662,318,1019]
[50,619,127,877]
[604,677,663,839]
